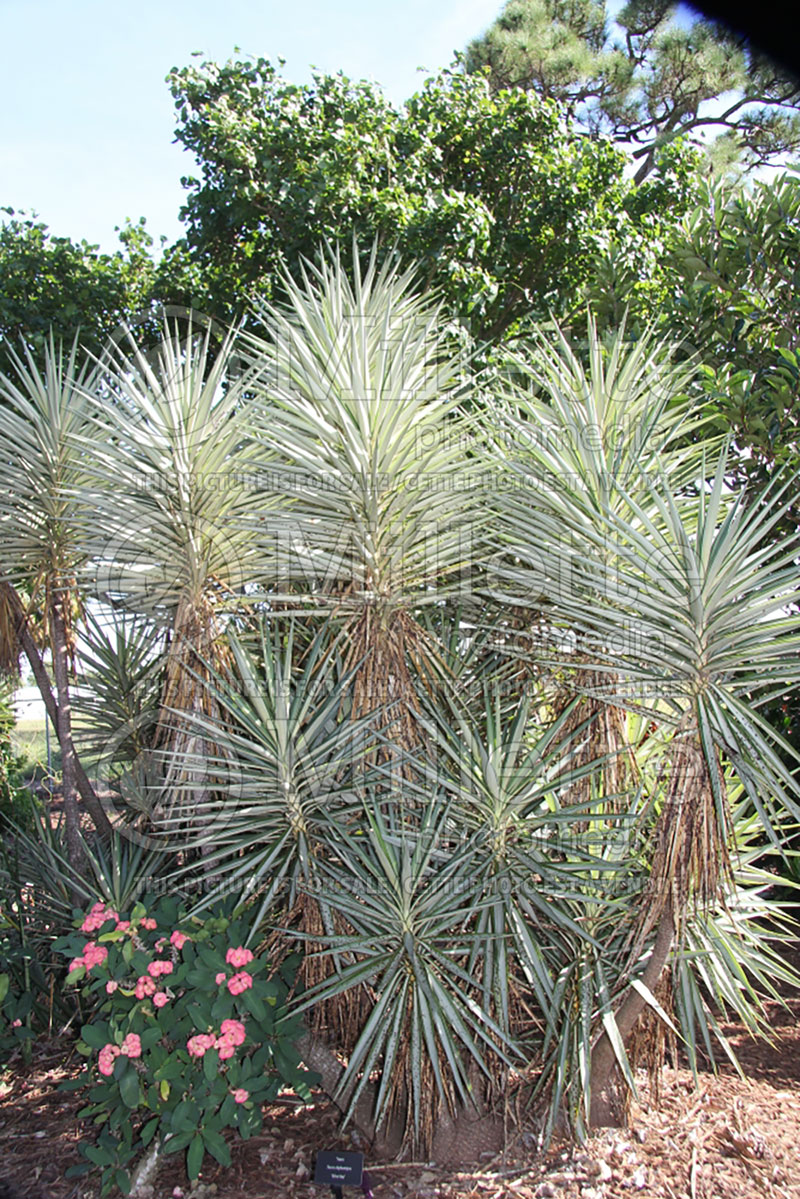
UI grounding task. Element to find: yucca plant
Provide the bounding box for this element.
[485,318,800,1127]
[0,335,112,864]
[71,608,164,790]
[245,245,486,745]
[77,318,277,832]
[152,615,374,912]
[531,450,800,1122]
[673,815,800,1080]
[488,319,709,816]
[293,795,520,1158]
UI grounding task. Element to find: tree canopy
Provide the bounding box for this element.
[167,57,696,338]
[465,0,800,182]
[0,210,200,377]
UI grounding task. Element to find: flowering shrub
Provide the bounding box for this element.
[56,895,314,1196]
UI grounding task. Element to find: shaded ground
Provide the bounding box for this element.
[2,969,800,1199]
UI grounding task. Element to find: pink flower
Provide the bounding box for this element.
[216,1036,236,1060]
[215,1021,246,1059]
[81,902,118,933]
[135,975,157,1000]
[153,991,169,1008]
[227,971,253,996]
[215,971,226,985]
[232,1088,249,1104]
[121,1033,142,1059]
[11,1018,21,1028]
[106,980,119,994]
[68,956,85,973]
[170,930,190,950]
[82,942,109,970]
[187,1035,205,1058]
[115,921,131,933]
[220,1018,246,1046]
[140,917,157,931]
[147,959,173,978]
[98,1043,121,1076]
[155,937,167,952]
[186,1033,216,1059]
[225,946,254,968]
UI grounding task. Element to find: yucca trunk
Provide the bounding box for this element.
[589,726,727,1126]
[48,582,84,876]
[145,590,233,847]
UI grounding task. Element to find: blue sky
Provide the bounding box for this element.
[1,0,501,253]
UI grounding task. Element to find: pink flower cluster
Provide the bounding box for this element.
[80,901,119,934]
[97,1033,141,1076]
[187,1033,216,1058]
[227,971,253,996]
[140,917,157,931]
[135,975,157,1000]
[69,941,109,973]
[216,948,255,994]
[186,1018,247,1062]
[170,930,190,950]
[225,946,253,968]
[232,1088,249,1104]
[147,959,174,979]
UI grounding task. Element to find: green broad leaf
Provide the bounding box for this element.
[0,973,9,1003]
[83,1143,113,1167]
[185,968,210,988]
[236,1105,253,1139]
[202,1126,232,1166]
[139,1026,163,1051]
[241,988,267,1022]
[140,1116,160,1147]
[60,1075,88,1092]
[75,1040,93,1056]
[203,1047,220,1082]
[211,993,234,1024]
[119,1069,141,1110]
[64,1161,92,1179]
[197,943,222,970]
[113,1167,131,1194]
[122,939,134,964]
[163,1128,194,1154]
[155,1056,183,1081]
[66,966,86,984]
[171,1099,200,1133]
[187,1133,205,1180]
[80,1023,110,1049]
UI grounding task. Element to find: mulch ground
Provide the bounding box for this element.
[2,971,800,1199]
